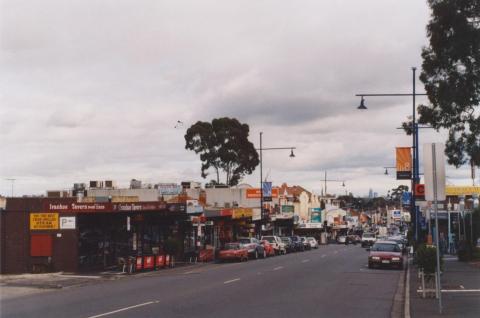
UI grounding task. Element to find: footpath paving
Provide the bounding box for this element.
[0,262,201,300]
[409,256,480,318]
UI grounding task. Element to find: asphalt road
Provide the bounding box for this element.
[1,244,403,318]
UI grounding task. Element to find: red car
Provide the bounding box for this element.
[218,243,249,262]
[368,240,403,269]
[261,240,276,257]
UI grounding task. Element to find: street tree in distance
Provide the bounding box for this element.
[184,117,259,186]
[418,0,480,166]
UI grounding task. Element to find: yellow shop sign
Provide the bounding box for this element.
[30,213,59,230]
[232,208,253,219]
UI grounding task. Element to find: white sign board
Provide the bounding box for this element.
[423,143,446,201]
[392,210,402,219]
[59,216,76,229]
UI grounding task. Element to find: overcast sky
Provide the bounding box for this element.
[0,0,474,197]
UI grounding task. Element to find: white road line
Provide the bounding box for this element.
[417,289,480,293]
[223,278,241,284]
[60,275,101,279]
[86,301,156,318]
[460,285,465,289]
[301,259,310,263]
[273,266,284,271]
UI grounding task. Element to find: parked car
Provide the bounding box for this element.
[337,235,347,244]
[261,235,286,255]
[281,237,296,253]
[361,232,377,247]
[306,237,319,249]
[260,240,276,257]
[290,236,305,251]
[368,240,403,270]
[300,237,311,250]
[346,234,358,245]
[387,236,407,254]
[238,237,266,259]
[218,243,248,262]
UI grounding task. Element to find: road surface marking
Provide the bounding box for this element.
[60,275,101,279]
[417,289,480,293]
[86,301,155,318]
[460,285,465,289]
[273,266,284,271]
[301,259,310,263]
[224,278,241,284]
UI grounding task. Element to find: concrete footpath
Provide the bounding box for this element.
[0,262,201,300]
[409,256,480,318]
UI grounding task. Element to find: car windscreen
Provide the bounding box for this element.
[371,243,400,252]
[224,243,240,250]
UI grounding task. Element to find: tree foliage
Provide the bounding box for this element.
[418,0,480,167]
[184,117,259,186]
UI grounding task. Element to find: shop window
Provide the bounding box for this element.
[31,234,53,257]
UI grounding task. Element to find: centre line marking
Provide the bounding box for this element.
[86,301,155,318]
[224,278,241,284]
[301,259,310,263]
[273,266,284,271]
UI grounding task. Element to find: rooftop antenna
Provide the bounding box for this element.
[5,178,15,197]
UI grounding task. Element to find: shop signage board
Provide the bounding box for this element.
[392,210,402,219]
[186,200,204,214]
[262,182,272,202]
[44,201,185,213]
[281,205,294,213]
[59,216,76,229]
[30,213,59,230]
[246,188,279,199]
[157,183,182,195]
[231,208,253,219]
[445,186,480,196]
[396,147,412,180]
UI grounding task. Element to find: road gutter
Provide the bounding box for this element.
[390,259,408,318]
[405,258,410,318]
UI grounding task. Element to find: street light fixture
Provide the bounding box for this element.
[355,67,427,242]
[257,132,296,237]
[357,96,367,110]
[383,166,396,176]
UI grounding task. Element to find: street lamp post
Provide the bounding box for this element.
[356,67,427,242]
[319,171,345,196]
[258,132,296,238]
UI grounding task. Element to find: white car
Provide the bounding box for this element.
[261,235,287,255]
[337,235,347,244]
[306,237,319,249]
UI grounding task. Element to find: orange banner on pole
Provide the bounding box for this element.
[396,147,412,180]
